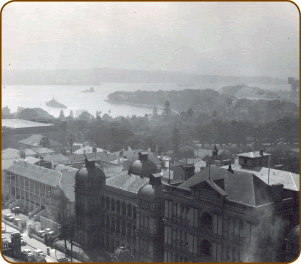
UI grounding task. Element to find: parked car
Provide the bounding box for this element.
[48,231,56,237]
[4,214,12,220]
[11,231,21,237]
[34,249,46,257]
[43,228,52,233]
[13,218,21,225]
[37,230,46,238]
[22,249,32,256]
[20,238,26,246]
[7,216,15,222]
[57,258,70,262]
[12,207,22,214]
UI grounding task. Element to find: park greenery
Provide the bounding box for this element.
[2,87,299,173]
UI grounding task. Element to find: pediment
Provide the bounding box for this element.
[191,180,228,197]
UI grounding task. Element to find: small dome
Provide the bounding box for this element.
[129,159,157,176]
[287,225,299,244]
[138,184,164,200]
[76,160,105,180]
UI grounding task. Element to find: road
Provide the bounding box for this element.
[2,210,80,262]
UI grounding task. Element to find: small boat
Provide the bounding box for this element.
[46,98,67,108]
[82,87,95,93]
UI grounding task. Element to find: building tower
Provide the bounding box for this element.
[136,174,165,262]
[10,232,22,259]
[288,77,299,97]
[75,158,106,249]
[212,144,218,158]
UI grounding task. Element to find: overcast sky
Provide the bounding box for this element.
[2,2,299,78]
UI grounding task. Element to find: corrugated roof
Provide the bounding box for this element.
[223,164,299,191]
[24,157,41,164]
[237,151,271,158]
[54,165,78,202]
[34,148,55,155]
[24,149,37,156]
[19,134,62,147]
[179,166,276,206]
[2,148,20,160]
[43,154,69,163]
[2,119,53,129]
[5,160,62,187]
[106,171,149,194]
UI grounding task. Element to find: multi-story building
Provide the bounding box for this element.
[163,164,299,262]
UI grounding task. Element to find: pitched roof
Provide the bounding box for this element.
[2,148,20,160]
[223,164,299,191]
[18,134,62,147]
[179,166,277,206]
[5,160,62,187]
[35,148,55,155]
[2,119,53,129]
[23,149,37,156]
[73,146,105,154]
[68,152,118,163]
[43,154,70,163]
[24,157,41,164]
[237,151,271,158]
[106,171,149,194]
[54,165,78,202]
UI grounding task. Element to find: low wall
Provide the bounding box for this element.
[40,216,60,233]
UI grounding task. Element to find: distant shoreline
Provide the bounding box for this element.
[104,99,179,114]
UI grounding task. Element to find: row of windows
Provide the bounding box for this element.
[104,197,136,218]
[8,174,48,191]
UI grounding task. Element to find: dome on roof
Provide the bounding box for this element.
[138,175,164,200]
[129,159,157,176]
[287,225,299,244]
[138,183,164,200]
[76,159,105,181]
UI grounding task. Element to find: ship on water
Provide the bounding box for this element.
[46,97,67,108]
[82,87,95,93]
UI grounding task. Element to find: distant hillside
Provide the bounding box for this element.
[2,68,287,85]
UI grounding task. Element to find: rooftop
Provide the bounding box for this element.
[237,151,271,158]
[5,160,62,187]
[55,164,79,202]
[43,154,70,163]
[24,156,41,164]
[73,146,106,154]
[222,164,299,191]
[2,119,53,129]
[19,134,62,147]
[106,171,149,194]
[2,148,20,160]
[34,148,55,155]
[179,166,280,207]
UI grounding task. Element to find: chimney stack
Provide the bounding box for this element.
[260,150,264,156]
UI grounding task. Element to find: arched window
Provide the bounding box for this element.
[200,239,212,256]
[200,212,213,230]
[122,202,126,216]
[111,199,115,212]
[106,197,110,210]
[116,200,121,214]
[133,206,137,219]
[127,203,132,218]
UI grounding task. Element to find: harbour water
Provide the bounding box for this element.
[2,82,292,118]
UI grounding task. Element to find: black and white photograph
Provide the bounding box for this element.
[1,1,300,263]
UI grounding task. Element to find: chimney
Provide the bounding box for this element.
[260,150,264,156]
[228,164,234,173]
[184,164,195,180]
[149,174,162,186]
[269,183,283,202]
[85,158,96,169]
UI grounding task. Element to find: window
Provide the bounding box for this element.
[200,239,212,256]
[106,197,110,210]
[111,199,115,212]
[116,200,121,214]
[122,202,126,216]
[200,212,213,230]
[127,204,132,218]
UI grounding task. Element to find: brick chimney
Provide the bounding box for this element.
[184,164,195,180]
